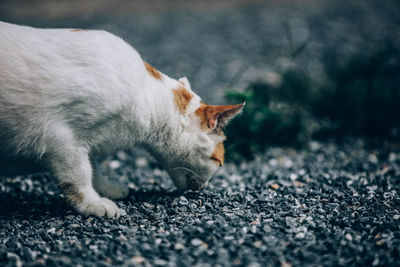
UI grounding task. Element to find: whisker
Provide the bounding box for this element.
[168,166,203,181]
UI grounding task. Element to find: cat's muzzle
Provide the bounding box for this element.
[187,176,207,191]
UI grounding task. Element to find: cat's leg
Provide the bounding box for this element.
[49,145,123,219]
[92,160,129,200]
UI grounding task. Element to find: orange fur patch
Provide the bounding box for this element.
[194,103,210,130]
[173,86,194,114]
[144,62,162,80]
[71,29,86,32]
[60,183,84,205]
[211,142,225,166]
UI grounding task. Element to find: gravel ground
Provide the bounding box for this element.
[1,140,400,266]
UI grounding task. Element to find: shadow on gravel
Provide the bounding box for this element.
[127,189,203,203]
[0,191,69,220]
[128,189,180,200]
[0,172,72,219]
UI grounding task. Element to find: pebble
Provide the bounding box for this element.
[295,232,305,239]
[174,243,185,250]
[345,233,353,241]
[269,159,278,166]
[7,252,22,267]
[116,151,128,161]
[253,241,263,248]
[179,196,189,205]
[368,154,378,164]
[117,234,128,241]
[389,153,397,162]
[130,256,145,265]
[143,202,155,209]
[309,141,321,151]
[191,238,204,246]
[270,183,280,190]
[109,160,121,170]
[135,157,148,168]
[46,227,56,234]
[289,173,298,180]
[154,259,168,265]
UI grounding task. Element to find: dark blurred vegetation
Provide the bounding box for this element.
[226,38,400,159]
[225,84,306,159]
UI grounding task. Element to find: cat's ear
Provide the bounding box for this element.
[196,103,245,130]
[178,77,191,90]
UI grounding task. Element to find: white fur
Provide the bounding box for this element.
[0,21,222,218]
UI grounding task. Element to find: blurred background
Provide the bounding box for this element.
[1,0,399,159]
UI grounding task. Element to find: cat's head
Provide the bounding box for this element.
[166,77,244,191]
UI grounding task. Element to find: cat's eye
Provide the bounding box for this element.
[210,156,222,166]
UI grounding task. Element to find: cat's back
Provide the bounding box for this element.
[0,21,133,62]
[0,21,141,63]
[0,21,145,99]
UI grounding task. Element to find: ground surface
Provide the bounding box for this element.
[1,1,400,266]
[1,141,400,266]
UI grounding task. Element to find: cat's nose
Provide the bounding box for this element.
[187,177,203,191]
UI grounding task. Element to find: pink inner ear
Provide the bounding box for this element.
[208,119,216,129]
[195,103,245,130]
[212,103,245,128]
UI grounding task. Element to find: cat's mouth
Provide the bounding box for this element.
[187,176,207,191]
[168,166,208,191]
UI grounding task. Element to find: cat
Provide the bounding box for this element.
[0,21,244,219]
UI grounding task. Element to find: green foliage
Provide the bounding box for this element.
[225,82,306,160]
[225,40,400,159]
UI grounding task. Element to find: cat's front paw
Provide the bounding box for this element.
[77,197,124,219]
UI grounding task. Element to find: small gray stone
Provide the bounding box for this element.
[191,238,204,246]
[7,252,22,267]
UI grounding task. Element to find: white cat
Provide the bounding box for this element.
[0,21,244,218]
